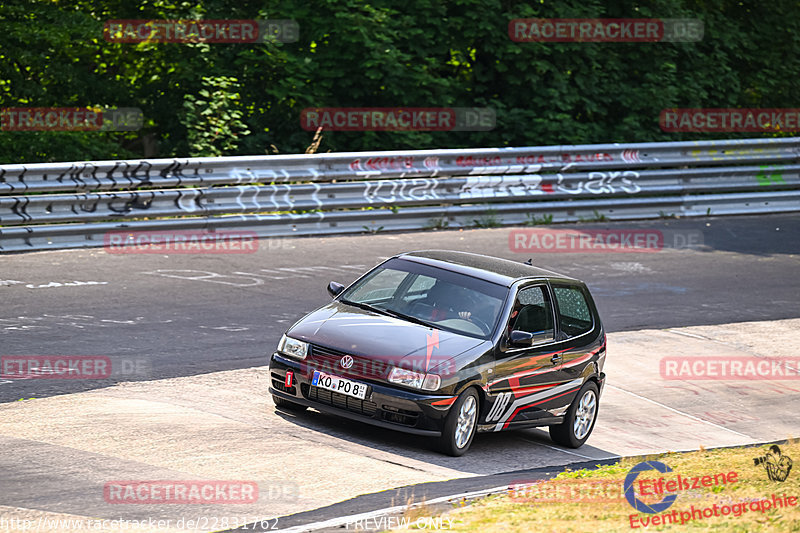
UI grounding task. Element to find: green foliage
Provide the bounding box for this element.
[1,0,799,163]
[578,210,608,222]
[525,213,553,225]
[473,207,500,228]
[425,216,450,230]
[182,76,250,156]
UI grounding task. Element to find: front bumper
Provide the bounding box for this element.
[269,352,455,437]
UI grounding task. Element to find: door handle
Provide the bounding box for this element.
[551,355,562,364]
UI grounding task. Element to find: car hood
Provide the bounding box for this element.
[287,301,486,369]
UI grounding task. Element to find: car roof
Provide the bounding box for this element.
[395,250,579,287]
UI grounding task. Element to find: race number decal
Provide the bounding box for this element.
[486,391,513,422]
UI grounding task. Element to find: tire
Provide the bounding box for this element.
[436,388,479,456]
[549,381,599,448]
[272,394,307,412]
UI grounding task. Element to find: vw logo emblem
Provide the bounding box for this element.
[340,355,354,369]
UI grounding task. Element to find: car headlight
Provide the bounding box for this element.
[277,334,308,360]
[388,367,441,391]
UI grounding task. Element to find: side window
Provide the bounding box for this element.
[553,285,593,337]
[508,285,555,343]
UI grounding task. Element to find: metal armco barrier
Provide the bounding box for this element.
[1,137,798,252]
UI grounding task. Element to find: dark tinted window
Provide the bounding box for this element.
[509,285,555,343]
[553,285,593,337]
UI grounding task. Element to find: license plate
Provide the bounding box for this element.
[312,371,368,400]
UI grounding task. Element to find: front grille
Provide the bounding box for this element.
[309,344,390,380]
[302,383,377,417]
[311,344,349,358]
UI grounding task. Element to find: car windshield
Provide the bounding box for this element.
[340,258,507,339]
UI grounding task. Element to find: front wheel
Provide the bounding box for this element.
[436,389,479,456]
[549,381,599,448]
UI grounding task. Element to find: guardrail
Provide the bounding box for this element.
[1,137,798,252]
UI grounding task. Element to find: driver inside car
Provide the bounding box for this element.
[426,282,487,326]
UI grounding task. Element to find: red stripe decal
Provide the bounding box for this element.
[431,396,458,407]
[512,383,557,395]
[502,386,581,430]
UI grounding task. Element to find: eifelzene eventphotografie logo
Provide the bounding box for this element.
[623,460,798,528]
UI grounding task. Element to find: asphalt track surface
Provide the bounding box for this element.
[1,213,799,532]
[1,213,798,403]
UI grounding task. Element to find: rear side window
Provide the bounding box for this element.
[553,285,593,337]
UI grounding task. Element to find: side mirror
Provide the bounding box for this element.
[509,330,534,346]
[327,281,345,298]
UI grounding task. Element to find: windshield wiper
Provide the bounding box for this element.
[340,300,435,328]
[381,308,436,329]
[340,299,394,317]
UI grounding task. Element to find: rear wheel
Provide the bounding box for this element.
[436,388,479,456]
[272,395,307,412]
[549,381,598,448]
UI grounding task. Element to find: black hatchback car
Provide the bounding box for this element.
[269,250,606,456]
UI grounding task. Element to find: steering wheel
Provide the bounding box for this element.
[468,315,492,335]
[459,293,492,334]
